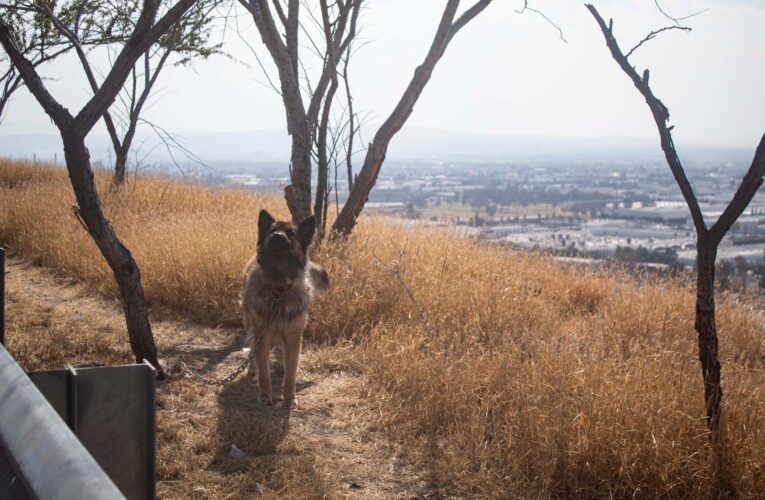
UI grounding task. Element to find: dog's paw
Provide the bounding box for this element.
[257,395,274,406]
[282,397,299,410]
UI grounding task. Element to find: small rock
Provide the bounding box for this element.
[192,485,208,497]
[229,444,247,460]
[349,482,363,490]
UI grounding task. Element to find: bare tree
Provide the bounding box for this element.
[585,4,765,436]
[0,0,201,372]
[16,0,220,187]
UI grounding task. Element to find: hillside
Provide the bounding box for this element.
[4,256,426,498]
[1,160,764,498]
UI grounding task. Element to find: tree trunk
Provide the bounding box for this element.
[62,133,160,371]
[285,122,313,223]
[698,238,736,496]
[313,150,328,240]
[331,143,387,237]
[695,237,722,433]
[111,118,137,188]
[112,146,128,187]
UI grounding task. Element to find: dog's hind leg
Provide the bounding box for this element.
[244,314,257,381]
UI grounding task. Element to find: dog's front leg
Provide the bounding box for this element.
[255,331,273,405]
[282,331,303,409]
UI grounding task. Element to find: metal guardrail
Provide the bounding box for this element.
[0,343,125,500]
[0,247,156,499]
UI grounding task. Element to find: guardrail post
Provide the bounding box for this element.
[1,246,4,346]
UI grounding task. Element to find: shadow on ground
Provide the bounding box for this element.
[159,335,244,376]
[210,355,315,466]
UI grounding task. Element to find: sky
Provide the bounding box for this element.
[1,0,764,150]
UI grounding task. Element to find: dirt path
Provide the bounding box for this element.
[3,257,432,499]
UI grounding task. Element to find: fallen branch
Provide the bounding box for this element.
[373,251,432,333]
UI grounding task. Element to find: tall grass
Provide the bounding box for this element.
[1,159,764,498]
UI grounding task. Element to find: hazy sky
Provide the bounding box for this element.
[2,0,764,149]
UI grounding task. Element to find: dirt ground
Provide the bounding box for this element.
[3,256,437,499]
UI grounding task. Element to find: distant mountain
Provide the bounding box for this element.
[0,127,752,166]
[383,128,752,164]
[0,130,291,165]
[387,128,662,162]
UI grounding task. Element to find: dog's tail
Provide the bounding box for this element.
[309,261,330,291]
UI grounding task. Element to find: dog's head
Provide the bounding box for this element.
[257,209,315,281]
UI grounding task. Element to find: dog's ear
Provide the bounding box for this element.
[297,215,316,251]
[258,209,275,245]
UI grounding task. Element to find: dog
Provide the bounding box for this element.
[242,209,329,408]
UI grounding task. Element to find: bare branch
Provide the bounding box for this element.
[320,0,336,85]
[0,43,69,121]
[585,4,706,236]
[654,0,709,26]
[305,0,359,130]
[342,48,354,191]
[373,252,432,332]
[140,118,210,173]
[709,134,765,245]
[285,0,300,77]
[0,20,72,128]
[625,25,691,59]
[297,13,326,61]
[271,0,288,27]
[34,1,124,152]
[240,0,307,137]
[515,0,566,44]
[73,0,199,138]
[232,10,282,96]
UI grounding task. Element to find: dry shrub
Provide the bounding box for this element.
[2,159,764,498]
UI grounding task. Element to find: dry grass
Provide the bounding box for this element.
[2,159,765,498]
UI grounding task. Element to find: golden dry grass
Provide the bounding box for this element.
[2,159,764,498]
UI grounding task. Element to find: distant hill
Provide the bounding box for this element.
[0,127,752,167]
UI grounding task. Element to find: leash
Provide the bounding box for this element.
[166,293,283,387]
[166,349,256,387]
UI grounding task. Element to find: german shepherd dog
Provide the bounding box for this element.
[242,209,329,408]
